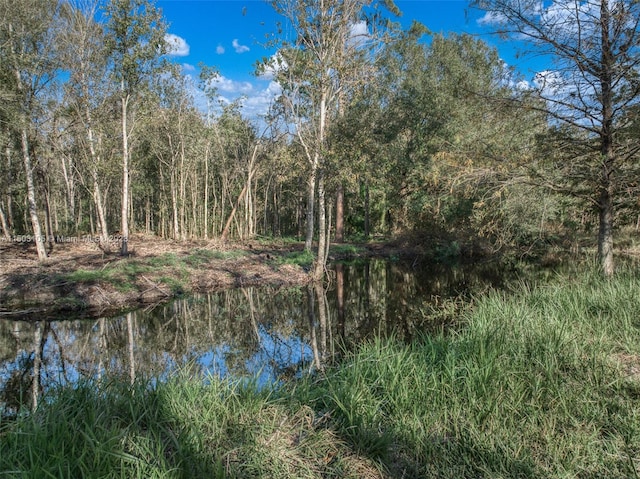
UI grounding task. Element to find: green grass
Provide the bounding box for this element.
[0,376,377,478]
[64,268,114,283]
[206,249,248,261]
[273,249,315,268]
[58,250,244,292]
[3,267,640,478]
[254,235,302,246]
[147,253,180,268]
[295,266,640,477]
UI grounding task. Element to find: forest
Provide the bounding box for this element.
[3,1,640,476]
[1,0,640,279]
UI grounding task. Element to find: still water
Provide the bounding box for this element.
[0,259,510,413]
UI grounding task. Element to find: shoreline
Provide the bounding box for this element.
[0,235,419,321]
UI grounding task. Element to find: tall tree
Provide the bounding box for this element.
[265,0,399,279]
[0,0,62,260]
[103,0,167,255]
[474,0,640,276]
[61,0,114,247]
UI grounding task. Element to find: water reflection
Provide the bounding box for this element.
[0,259,508,415]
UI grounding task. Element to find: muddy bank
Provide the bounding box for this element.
[0,236,314,320]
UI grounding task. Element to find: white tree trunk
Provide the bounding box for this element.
[21,128,47,261]
[120,92,130,255]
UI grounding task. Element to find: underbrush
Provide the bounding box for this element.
[2,267,639,478]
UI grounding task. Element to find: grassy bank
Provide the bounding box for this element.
[2,268,639,478]
[0,241,310,317]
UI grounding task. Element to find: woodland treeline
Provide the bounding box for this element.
[2,0,640,276]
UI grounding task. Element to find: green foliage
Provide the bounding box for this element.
[207,250,248,261]
[3,0,640,276]
[103,0,168,94]
[434,240,461,262]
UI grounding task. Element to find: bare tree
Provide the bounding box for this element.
[61,0,113,247]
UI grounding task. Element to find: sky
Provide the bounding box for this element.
[156,0,544,119]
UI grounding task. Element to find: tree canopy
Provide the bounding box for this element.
[0,0,638,276]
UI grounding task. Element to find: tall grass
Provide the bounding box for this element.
[2,267,639,478]
[296,266,640,478]
[0,375,380,478]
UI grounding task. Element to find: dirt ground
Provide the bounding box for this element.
[0,235,312,320]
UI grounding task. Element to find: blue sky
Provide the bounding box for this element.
[157,0,543,118]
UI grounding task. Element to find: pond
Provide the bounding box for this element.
[0,258,512,414]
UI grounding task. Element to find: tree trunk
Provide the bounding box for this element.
[0,202,10,239]
[597,0,615,278]
[43,182,54,248]
[171,169,179,240]
[598,183,614,277]
[20,128,47,261]
[221,144,259,242]
[179,140,186,241]
[84,111,110,246]
[120,92,130,256]
[304,161,317,251]
[204,143,209,239]
[314,172,327,280]
[335,183,344,243]
[59,154,75,229]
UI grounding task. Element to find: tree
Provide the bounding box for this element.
[0,0,62,260]
[103,0,168,255]
[61,0,114,247]
[474,0,640,276]
[265,0,399,279]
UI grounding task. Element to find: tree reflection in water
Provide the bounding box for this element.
[0,259,509,415]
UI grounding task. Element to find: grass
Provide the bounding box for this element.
[273,249,315,268]
[295,266,640,477]
[254,235,302,246]
[2,267,640,478]
[58,250,248,293]
[0,376,378,478]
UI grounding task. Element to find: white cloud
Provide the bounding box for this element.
[258,52,288,80]
[238,81,282,119]
[183,67,282,123]
[477,10,508,26]
[533,70,567,96]
[213,75,254,94]
[515,79,532,91]
[216,44,225,55]
[232,39,250,54]
[182,63,196,72]
[348,21,369,47]
[165,33,190,57]
[477,0,612,40]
